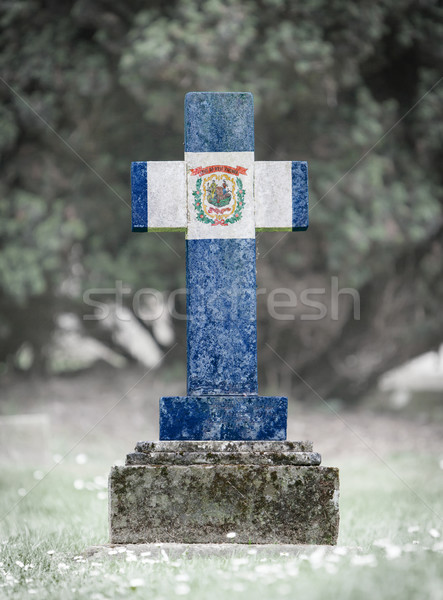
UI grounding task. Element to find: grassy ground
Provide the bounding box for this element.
[0,368,442,599]
[1,454,442,598]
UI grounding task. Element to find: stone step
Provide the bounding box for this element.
[126,450,321,466]
[135,440,313,453]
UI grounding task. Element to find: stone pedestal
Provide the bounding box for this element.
[159,397,288,440]
[109,441,339,545]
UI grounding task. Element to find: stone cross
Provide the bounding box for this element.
[109,93,338,546]
[131,92,308,441]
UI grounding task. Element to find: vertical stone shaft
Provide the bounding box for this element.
[185,93,258,396]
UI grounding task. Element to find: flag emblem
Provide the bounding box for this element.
[190,165,247,226]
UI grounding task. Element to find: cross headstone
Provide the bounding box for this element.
[109,92,339,546]
[131,92,308,441]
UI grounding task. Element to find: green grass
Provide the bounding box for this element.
[0,454,442,599]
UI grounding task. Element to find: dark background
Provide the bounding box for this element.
[1,0,442,403]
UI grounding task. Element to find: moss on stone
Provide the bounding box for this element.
[109,464,339,545]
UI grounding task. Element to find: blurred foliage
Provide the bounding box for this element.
[0,0,442,400]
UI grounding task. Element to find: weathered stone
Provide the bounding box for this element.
[130,93,310,442]
[126,450,321,466]
[160,395,287,440]
[117,93,339,547]
[135,440,313,453]
[109,463,339,545]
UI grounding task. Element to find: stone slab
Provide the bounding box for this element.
[129,440,320,465]
[186,239,258,396]
[185,92,254,153]
[126,451,321,466]
[160,395,287,440]
[109,464,339,545]
[135,440,313,453]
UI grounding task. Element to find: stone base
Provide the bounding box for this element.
[160,396,287,440]
[109,441,339,545]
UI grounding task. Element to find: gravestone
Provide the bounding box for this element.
[109,92,339,544]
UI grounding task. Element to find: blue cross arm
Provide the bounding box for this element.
[255,161,308,232]
[131,161,187,232]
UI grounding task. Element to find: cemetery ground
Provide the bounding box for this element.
[0,365,442,599]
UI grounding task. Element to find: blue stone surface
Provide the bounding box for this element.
[129,93,312,442]
[160,396,288,440]
[131,161,147,232]
[186,238,258,396]
[292,161,309,231]
[185,92,254,153]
